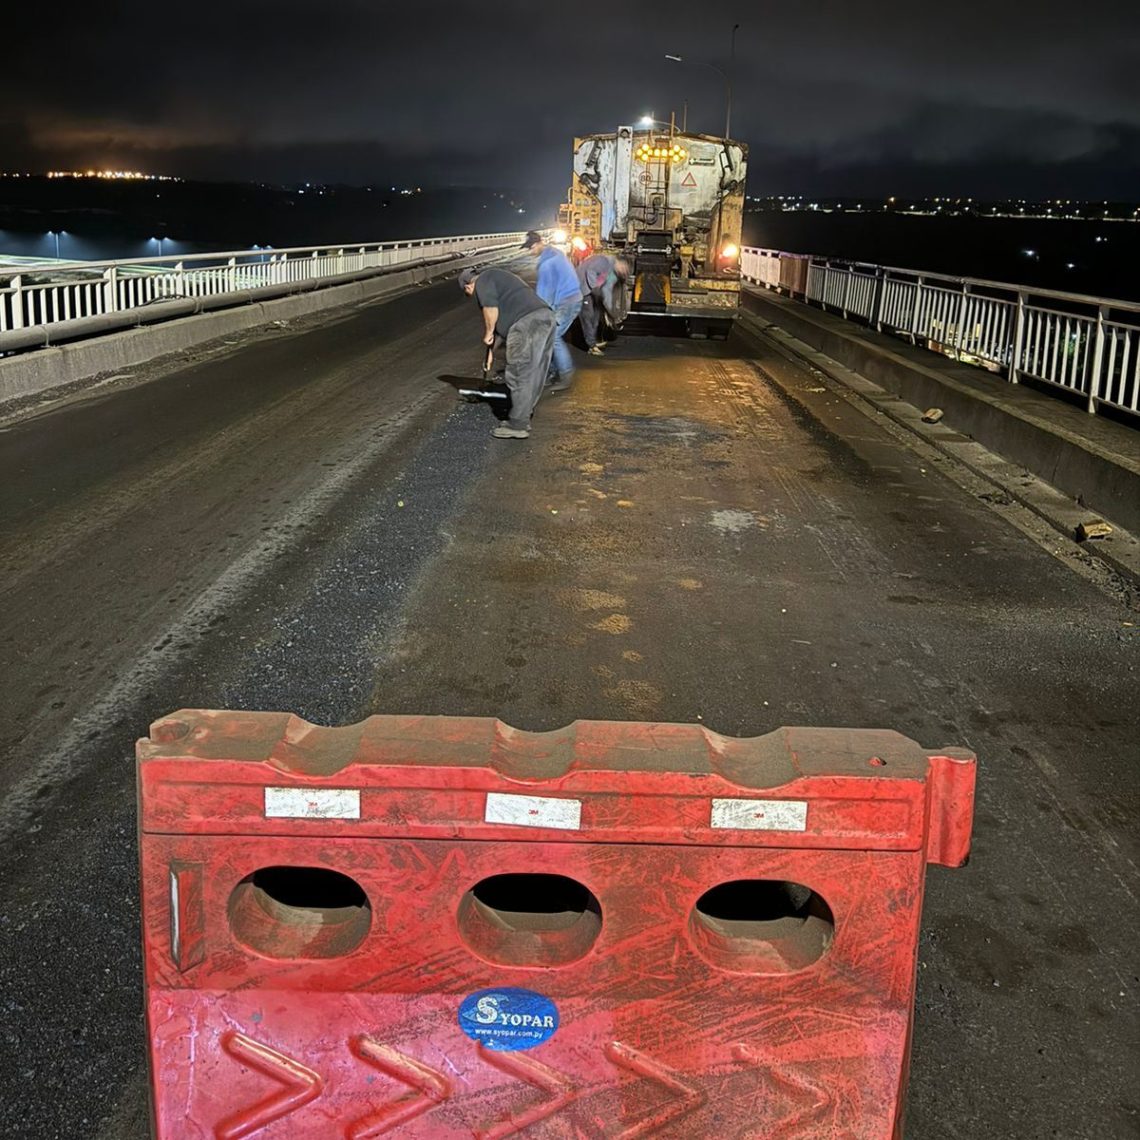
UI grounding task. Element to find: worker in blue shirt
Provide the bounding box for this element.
[522,231,583,392]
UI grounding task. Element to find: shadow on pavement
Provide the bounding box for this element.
[437,374,511,420]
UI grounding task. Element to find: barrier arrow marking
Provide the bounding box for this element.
[347,1038,454,1138]
[214,1030,324,1140]
[732,1043,835,1133]
[604,1041,706,1139]
[474,1042,583,1140]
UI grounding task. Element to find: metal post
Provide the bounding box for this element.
[10,275,24,329]
[871,270,885,331]
[954,284,970,359]
[103,266,118,315]
[1087,304,1107,414]
[909,276,924,344]
[1009,290,1027,384]
[841,265,853,318]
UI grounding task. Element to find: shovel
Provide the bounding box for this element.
[459,344,509,400]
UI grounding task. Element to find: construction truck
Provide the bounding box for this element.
[558,123,747,338]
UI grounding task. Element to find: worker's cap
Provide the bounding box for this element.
[520,230,543,249]
[457,267,479,291]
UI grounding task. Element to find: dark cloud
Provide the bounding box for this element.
[2,0,1137,196]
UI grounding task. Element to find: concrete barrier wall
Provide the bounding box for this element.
[0,253,494,409]
[744,289,1140,536]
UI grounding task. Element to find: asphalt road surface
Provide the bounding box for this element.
[0,273,1135,1139]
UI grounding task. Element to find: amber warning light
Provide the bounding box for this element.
[636,140,688,164]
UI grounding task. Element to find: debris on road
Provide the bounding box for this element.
[1075,519,1113,542]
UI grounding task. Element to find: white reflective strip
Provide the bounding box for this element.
[711,798,808,831]
[264,787,361,819]
[485,792,582,830]
[169,870,180,963]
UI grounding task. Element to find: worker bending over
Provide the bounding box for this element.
[577,254,629,356]
[458,267,556,440]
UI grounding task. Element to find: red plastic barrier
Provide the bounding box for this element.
[138,711,976,1139]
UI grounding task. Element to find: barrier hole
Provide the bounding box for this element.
[229,866,371,959]
[458,873,601,967]
[869,756,887,767]
[690,879,833,973]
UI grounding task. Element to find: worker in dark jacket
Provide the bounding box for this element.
[577,254,629,355]
[458,266,556,439]
[523,230,583,391]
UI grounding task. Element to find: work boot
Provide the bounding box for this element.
[549,374,574,392]
[491,424,530,439]
[587,345,605,357]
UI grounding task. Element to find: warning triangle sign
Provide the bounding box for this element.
[680,172,697,188]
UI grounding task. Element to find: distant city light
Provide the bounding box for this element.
[44,170,176,181]
[736,195,1137,224]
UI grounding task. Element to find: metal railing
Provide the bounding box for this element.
[741,246,1140,419]
[0,232,527,347]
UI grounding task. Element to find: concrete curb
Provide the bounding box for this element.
[742,287,1140,537]
[0,250,508,410]
[737,310,1140,587]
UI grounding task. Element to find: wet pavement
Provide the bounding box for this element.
[0,276,1136,1138]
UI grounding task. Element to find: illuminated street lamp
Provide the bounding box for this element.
[637,113,680,139]
[47,229,65,258]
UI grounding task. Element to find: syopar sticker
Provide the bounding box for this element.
[458,987,559,1052]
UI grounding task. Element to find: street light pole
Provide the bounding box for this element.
[726,22,739,139]
[665,23,740,140]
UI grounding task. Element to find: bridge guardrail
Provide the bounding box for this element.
[741,246,1140,420]
[0,232,528,351]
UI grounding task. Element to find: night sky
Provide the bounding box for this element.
[3,0,1138,200]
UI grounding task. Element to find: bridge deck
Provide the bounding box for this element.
[0,273,1135,1138]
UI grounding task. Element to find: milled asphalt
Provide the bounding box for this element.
[0,273,1136,1138]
